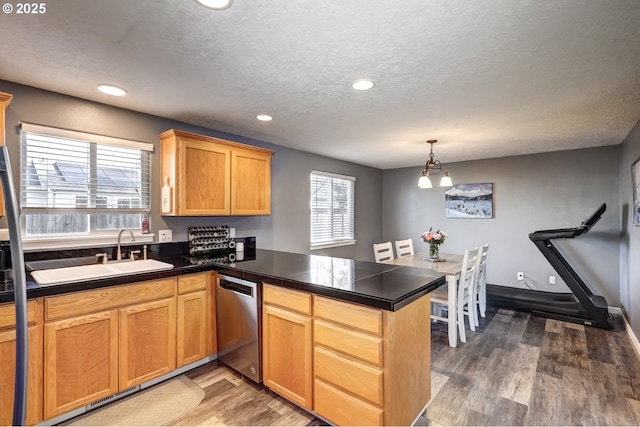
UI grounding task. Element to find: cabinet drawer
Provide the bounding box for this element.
[314,346,383,406]
[314,319,382,366]
[45,278,177,321]
[315,379,383,426]
[0,300,38,329]
[178,273,208,294]
[263,284,311,315]
[314,296,382,335]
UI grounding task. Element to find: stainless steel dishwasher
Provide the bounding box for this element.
[215,274,262,383]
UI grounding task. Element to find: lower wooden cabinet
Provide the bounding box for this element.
[314,378,383,426]
[314,346,383,406]
[0,300,43,426]
[119,298,176,389]
[262,286,432,426]
[43,278,178,419]
[262,284,313,410]
[44,310,119,419]
[3,272,217,424]
[313,297,385,426]
[312,294,432,426]
[177,273,209,367]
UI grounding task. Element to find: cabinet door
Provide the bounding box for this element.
[44,310,118,419]
[178,138,231,215]
[207,273,217,356]
[262,305,312,409]
[176,290,208,367]
[231,147,272,215]
[0,325,43,426]
[119,298,176,389]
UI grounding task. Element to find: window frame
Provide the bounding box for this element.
[310,170,356,250]
[19,123,154,247]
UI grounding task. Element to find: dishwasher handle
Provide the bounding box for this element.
[219,279,255,297]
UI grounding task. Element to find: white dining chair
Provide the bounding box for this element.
[472,243,489,327]
[373,242,395,263]
[430,247,478,343]
[394,239,414,258]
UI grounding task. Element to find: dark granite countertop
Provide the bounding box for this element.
[0,247,445,311]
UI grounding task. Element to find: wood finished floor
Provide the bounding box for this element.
[169,362,320,426]
[168,306,640,426]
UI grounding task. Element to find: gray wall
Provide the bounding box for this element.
[0,80,383,261]
[1,80,634,325]
[382,146,622,305]
[620,120,640,333]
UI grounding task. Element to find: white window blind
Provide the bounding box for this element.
[310,170,355,249]
[20,123,152,236]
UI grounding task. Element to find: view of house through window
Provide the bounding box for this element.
[20,124,152,237]
[310,170,355,249]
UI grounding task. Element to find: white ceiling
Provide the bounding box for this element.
[1,0,639,169]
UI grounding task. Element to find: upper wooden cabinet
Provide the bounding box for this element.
[160,129,273,216]
[0,91,13,217]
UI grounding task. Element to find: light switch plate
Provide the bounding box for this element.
[159,230,172,243]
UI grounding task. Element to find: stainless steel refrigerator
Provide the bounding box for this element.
[0,146,28,425]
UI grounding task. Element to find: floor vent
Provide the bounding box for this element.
[87,385,140,410]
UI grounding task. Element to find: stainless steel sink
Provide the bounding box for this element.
[30,259,174,285]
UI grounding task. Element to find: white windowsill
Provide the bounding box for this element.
[19,233,156,252]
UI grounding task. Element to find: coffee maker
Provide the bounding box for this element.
[0,240,12,283]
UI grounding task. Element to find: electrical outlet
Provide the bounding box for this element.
[517,272,524,281]
[159,229,172,243]
[549,275,556,284]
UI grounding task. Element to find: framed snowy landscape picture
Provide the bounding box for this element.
[445,183,493,219]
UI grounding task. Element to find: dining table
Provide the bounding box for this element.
[384,252,464,348]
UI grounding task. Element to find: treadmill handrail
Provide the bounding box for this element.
[529,203,606,241]
[582,202,606,228]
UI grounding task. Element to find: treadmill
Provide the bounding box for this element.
[527,203,613,329]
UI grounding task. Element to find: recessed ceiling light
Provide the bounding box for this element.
[195,0,233,10]
[352,79,375,91]
[256,115,273,122]
[98,84,127,97]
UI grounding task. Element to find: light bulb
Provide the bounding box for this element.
[418,174,432,189]
[440,173,453,187]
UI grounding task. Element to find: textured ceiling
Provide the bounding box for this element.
[1,0,639,169]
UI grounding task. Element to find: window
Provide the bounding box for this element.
[310,170,355,249]
[20,123,152,237]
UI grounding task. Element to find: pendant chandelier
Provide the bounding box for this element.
[417,140,453,188]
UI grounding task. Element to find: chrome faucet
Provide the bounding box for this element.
[116,228,135,261]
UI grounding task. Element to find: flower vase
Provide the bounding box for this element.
[429,243,440,260]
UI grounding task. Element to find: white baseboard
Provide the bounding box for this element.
[618,310,640,360]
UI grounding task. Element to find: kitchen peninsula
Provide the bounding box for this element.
[0,247,445,426]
